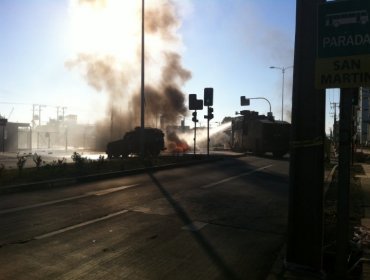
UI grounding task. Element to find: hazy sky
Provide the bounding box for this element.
[0,0,338,131]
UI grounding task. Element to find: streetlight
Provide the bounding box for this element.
[269,65,293,122]
[241,96,272,115]
[140,0,145,158]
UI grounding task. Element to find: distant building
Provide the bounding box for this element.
[33,116,96,150]
[359,87,370,145]
[0,121,31,152]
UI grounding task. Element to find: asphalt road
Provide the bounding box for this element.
[0,155,289,280]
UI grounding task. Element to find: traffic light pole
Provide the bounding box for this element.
[207,106,210,156]
[193,111,197,156]
[248,97,272,114]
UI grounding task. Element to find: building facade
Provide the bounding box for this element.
[360,87,370,145]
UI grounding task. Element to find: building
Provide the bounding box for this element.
[0,120,32,152]
[359,87,370,145]
[0,114,97,152]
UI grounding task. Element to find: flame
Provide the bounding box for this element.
[166,130,190,154]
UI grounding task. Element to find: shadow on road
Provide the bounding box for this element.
[147,171,241,280]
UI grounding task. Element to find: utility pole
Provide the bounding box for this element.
[336,88,356,279]
[32,104,36,127]
[140,0,145,158]
[331,102,339,124]
[62,107,66,121]
[36,104,45,149]
[57,106,60,121]
[331,102,339,145]
[286,0,326,276]
[38,105,42,126]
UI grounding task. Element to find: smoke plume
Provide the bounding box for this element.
[66,0,191,150]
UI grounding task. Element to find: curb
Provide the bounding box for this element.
[266,164,338,280]
[324,164,338,195]
[0,154,244,195]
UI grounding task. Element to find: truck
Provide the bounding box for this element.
[231,110,291,157]
[106,127,165,158]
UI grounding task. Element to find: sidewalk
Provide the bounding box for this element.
[356,162,370,279]
[266,165,337,280]
[267,161,370,280]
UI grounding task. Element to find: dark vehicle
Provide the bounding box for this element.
[106,127,165,158]
[231,110,291,157]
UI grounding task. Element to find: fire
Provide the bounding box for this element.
[166,131,190,154]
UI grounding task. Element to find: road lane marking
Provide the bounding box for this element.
[34,209,129,240]
[0,184,138,215]
[87,184,137,196]
[200,165,273,189]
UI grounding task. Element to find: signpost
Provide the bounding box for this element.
[316,0,370,277]
[316,0,370,88]
[189,94,203,155]
[204,88,214,156]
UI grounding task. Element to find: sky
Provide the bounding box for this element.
[0,0,338,132]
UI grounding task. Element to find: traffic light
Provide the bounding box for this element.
[192,111,198,122]
[208,107,214,120]
[189,94,204,110]
[189,94,197,110]
[241,96,250,106]
[204,88,213,106]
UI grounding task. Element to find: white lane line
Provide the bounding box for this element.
[200,165,273,189]
[0,184,138,215]
[34,209,129,240]
[87,184,137,196]
[0,194,90,215]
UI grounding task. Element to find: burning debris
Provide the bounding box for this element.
[166,130,190,154]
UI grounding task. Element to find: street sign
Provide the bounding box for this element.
[316,0,370,89]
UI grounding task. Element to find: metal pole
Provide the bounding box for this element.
[336,88,356,279]
[38,105,41,126]
[32,104,35,127]
[249,97,272,114]
[193,114,197,155]
[65,128,68,151]
[269,66,292,120]
[140,0,145,158]
[110,108,114,141]
[286,0,325,275]
[207,111,210,156]
[282,68,285,122]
